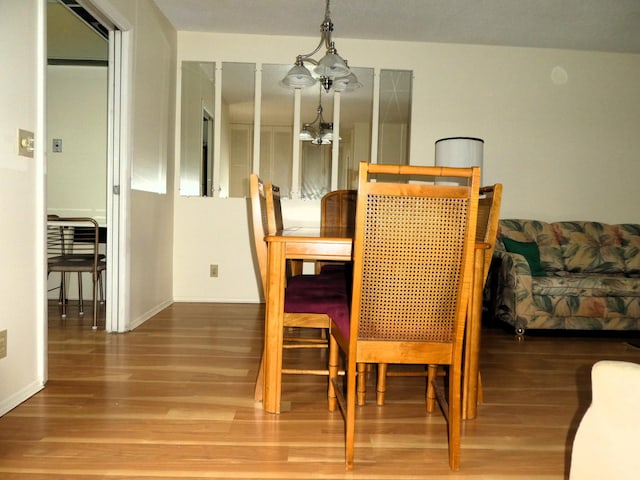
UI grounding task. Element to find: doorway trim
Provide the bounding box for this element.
[105,27,128,332]
[80,0,133,332]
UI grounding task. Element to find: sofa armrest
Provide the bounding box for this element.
[492,249,536,333]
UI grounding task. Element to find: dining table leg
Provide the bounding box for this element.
[263,241,287,414]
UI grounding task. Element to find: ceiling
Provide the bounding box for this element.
[152,0,640,54]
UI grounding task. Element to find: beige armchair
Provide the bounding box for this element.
[570,360,640,479]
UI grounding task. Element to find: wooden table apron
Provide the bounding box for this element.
[263,228,353,414]
[261,227,487,417]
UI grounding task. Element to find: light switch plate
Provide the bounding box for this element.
[0,330,6,359]
[18,129,34,158]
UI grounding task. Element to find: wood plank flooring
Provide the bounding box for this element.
[1,302,639,479]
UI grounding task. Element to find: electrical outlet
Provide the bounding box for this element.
[52,138,63,152]
[209,264,218,277]
[0,330,6,359]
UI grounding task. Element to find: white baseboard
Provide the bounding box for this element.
[0,380,44,417]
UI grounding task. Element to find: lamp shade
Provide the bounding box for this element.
[434,137,484,185]
[332,71,361,92]
[314,50,350,79]
[299,124,316,141]
[281,63,317,89]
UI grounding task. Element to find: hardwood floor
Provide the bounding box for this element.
[1,302,639,479]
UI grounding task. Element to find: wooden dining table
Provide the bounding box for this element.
[261,225,487,417]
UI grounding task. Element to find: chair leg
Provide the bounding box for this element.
[58,273,64,305]
[91,273,98,330]
[345,360,357,470]
[356,363,367,406]
[60,273,68,319]
[254,352,265,402]
[98,270,105,304]
[376,363,388,406]
[448,365,462,471]
[78,272,84,316]
[328,336,339,412]
[426,364,438,413]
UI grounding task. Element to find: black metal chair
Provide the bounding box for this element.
[47,216,106,329]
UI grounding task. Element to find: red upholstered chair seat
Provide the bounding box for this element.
[285,270,350,331]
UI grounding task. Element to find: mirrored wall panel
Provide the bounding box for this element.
[337,66,374,190]
[223,62,256,198]
[377,69,412,166]
[180,61,215,196]
[260,64,294,198]
[179,61,412,199]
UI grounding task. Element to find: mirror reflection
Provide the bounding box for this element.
[223,62,256,198]
[179,62,412,198]
[377,69,412,166]
[180,61,215,196]
[337,67,374,189]
[260,64,294,198]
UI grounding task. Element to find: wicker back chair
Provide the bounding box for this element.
[249,174,349,405]
[462,183,502,418]
[328,162,480,470]
[374,183,503,411]
[475,184,503,282]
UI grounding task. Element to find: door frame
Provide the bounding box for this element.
[105,27,127,332]
[79,0,132,332]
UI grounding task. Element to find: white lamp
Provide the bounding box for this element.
[434,137,484,185]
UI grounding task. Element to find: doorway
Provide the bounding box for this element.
[47,0,124,331]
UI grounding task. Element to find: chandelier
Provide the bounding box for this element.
[300,86,336,144]
[280,0,360,93]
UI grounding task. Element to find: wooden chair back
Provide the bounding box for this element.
[328,162,481,470]
[350,164,479,348]
[476,184,503,285]
[317,189,357,273]
[321,189,357,235]
[267,182,284,233]
[249,173,345,405]
[249,174,271,295]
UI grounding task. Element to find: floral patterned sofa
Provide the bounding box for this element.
[489,219,640,335]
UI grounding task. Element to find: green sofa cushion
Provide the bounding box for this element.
[502,237,547,276]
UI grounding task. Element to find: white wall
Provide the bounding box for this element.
[47,65,108,223]
[173,32,640,303]
[0,0,46,416]
[97,0,177,329]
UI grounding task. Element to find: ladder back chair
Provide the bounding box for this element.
[328,162,480,470]
[268,182,302,277]
[316,189,357,274]
[47,216,106,329]
[249,174,349,405]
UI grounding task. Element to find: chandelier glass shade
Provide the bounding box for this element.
[281,0,360,93]
[300,86,336,145]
